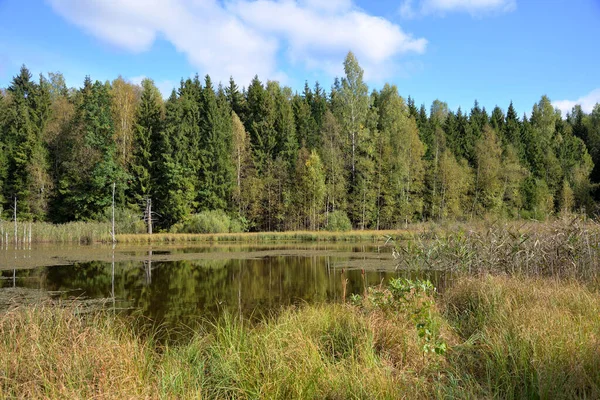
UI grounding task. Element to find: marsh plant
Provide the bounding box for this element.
[351,278,447,357]
[395,217,600,280]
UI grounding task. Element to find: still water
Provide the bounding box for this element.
[0,243,449,334]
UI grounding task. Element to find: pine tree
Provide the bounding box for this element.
[225,76,246,121]
[246,76,277,174]
[490,106,505,143]
[504,101,523,158]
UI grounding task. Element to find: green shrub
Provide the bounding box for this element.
[102,207,147,234]
[171,210,232,234]
[326,211,352,232]
[228,214,248,233]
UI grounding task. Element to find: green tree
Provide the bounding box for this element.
[153,91,196,228]
[473,126,503,215]
[110,76,139,169]
[436,150,472,219]
[56,77,128,221]
[296,149,326,229]
[131,78,163,208]
[339,52,369,183]
[500,144,527,216]
[197,75,234,211]
[375,84,425,227]
[3,66,52,220]
[320,110,347,222]
[245,76,277,174]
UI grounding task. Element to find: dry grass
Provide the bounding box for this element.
[396,216,600,280]
[0,305,156,399]
[3,275,600,399]
[115,229,416,244]
[0,300,457,399]
[444,275,600,399]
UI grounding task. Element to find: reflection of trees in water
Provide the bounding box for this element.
[37,254,452,334]
[0,267,48,289]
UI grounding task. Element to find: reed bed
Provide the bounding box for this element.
[0,221,112,245]
[0,217,592,245]
[115,229,415,244]
[444,275,600,399]
[395,216,600,280]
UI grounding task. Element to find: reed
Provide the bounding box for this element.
[115,229,416,244]
[0,305,156,399]
[395,216,600,279]
[443,275,600,399]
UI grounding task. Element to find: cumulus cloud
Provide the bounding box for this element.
[46,0,426,85]
[553,89,600,116]
[400,0,516,18]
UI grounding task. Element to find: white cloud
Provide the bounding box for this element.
[400,0,516,17]
[46,0,426,85]
[553,89,600,116]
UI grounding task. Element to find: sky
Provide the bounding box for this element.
[0,0,599,117]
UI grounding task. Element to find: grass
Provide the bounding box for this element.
[0,221,112,245]
[0,306,156,399]
[2,215,597,246]
[4,275,599,399]
[0,300,454,399]
[3,218,600,398]
[444,275,600,399]
[395,215,600,280]
[115,229,415,244]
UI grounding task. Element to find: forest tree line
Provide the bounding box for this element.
[0,52,599,232]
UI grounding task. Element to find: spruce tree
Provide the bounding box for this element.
[131,78,163,209]
[3,66,52,220]
[154,90,196,227]
[57,77,127,220]
[197,75,234,211]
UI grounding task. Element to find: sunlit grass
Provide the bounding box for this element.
[2,275,600,399]
[444,275,600,399]
[115,229,414,244]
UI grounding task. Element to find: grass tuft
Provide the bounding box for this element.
[444,275,600,399]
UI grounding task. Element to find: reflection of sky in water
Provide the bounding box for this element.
[0,245,452,340]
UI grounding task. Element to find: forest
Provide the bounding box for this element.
[0,51,599,232]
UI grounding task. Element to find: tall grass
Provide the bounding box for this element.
[3,275,600,398]
[115,229,414,244]
[0,305,156,399]
[0,295,457,398]
[0,221,113,245]
[444,275,600,399]
[396,216,600,279]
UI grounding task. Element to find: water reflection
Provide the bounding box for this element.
[1,247,451,336]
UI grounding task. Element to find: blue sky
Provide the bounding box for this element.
[0,0,599,116]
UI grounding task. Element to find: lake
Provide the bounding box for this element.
[0,242,450,337]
